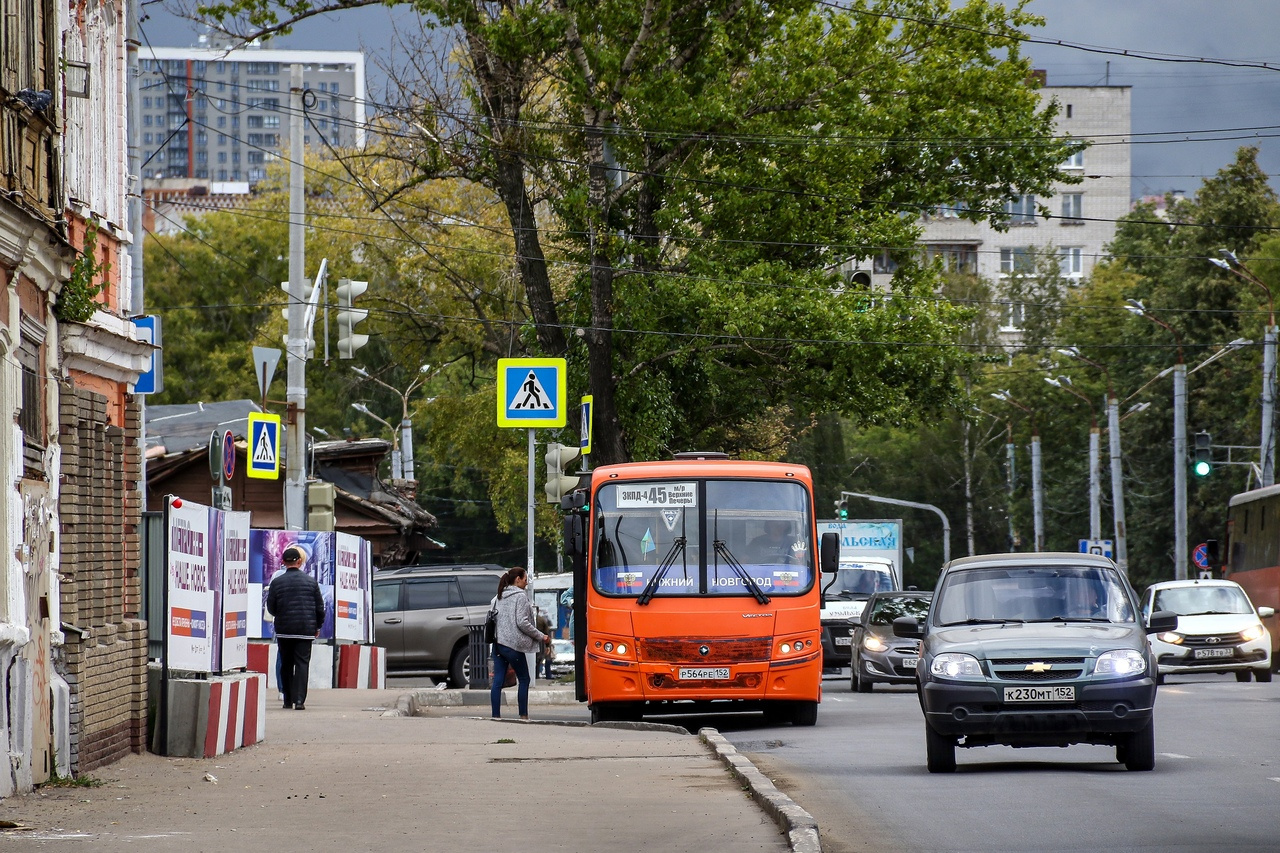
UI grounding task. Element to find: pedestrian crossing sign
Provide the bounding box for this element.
[247,412,282,479]
[497,358,567,428]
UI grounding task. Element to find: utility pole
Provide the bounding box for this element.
[285,64,306,530]
[992,391,1043,553]
[1046,375,1102,541]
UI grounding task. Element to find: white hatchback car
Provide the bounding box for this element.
[1140,579,1274,683]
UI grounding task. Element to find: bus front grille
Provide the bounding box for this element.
[638,637,772,663]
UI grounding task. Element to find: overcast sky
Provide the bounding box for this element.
[141,0,1280,201]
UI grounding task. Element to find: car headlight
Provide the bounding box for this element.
[862,635,888,653]
[1241,624,1266,642]
[1095,649,1146,678]
[929,652,983,680]
[1156,631,1184,645]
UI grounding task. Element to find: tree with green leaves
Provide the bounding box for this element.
[190,0,1078,469]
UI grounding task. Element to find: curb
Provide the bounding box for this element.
[700,728,822,853]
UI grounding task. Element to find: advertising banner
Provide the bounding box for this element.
[334,532,365,642]
[221,511,252,671]
[167,498,214,673]
[250,530,336,640]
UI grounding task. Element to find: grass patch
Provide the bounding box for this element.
[40,773,103,789]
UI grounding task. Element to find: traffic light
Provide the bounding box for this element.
[544,442,584,503]
[336,278,369,359]
[835,499,849,520]
[1193,431,1212,477]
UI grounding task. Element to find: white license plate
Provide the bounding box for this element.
[679,667,730,680]
[1194,647,1234,659]
[834,636,852,646]
[1003,685,1075,703]
[903,657,919,669]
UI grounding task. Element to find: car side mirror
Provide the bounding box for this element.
[1258,605,1276,619]
[562,513,585,559]
[892,615,923,639]
[1145,609,1178,634]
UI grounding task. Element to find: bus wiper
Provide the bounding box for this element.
[713,539,771,605]
[637,536,686,606]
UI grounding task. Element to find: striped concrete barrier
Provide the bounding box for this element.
[337,644,386,689]
[156,672,266,758]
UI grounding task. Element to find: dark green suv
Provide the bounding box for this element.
[893,553,1177,773]
[373,565,505,686]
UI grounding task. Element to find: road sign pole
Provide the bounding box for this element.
[527,428,536,576]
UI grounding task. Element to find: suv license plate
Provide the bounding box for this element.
[1004,686,1075,703]
[834,636,852,646]
[903,657,919,669]
[1194,647,1234,659]
[679,667,729,680]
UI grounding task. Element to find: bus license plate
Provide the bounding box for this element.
[834,636,852,646]
[1004,686,1074,703]
[679,667,729,680]
[1194,647,1234,659]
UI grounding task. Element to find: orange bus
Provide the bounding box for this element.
[562,453,838,725]
[1224,485,1280,663]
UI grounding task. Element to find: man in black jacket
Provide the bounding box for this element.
[266,545,326,710]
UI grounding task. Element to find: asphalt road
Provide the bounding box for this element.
[410,671,1280,853]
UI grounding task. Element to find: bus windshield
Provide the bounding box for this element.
[592,478,814,598]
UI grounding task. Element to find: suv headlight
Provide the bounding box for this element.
[1241,624,1266,643]
[1095,649,1146,678]
[929,652,984,680]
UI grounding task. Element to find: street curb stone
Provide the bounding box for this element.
[700,728,822,853]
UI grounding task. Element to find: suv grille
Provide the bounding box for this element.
[989,657,1086,682]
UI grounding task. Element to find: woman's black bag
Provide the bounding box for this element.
[483,605,497,645]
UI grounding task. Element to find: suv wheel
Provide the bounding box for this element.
[925,724,956,773]
[1235,670,1252,683]
[1255,667,1273,683]
[1119,718,1156,771]
[448,644,471,688]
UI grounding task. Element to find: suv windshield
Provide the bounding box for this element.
[934,564,1134,626]
[1153,585,1253,616]
[592,479,814,598]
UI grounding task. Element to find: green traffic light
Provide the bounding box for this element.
[1194,460,1211,477]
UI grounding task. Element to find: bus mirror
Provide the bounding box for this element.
[820,531,839,574]
[563,513,585,559]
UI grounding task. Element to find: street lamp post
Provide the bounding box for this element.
[1126,299,1188,580]
[1210,250,1276,487]
[352,364,435,482]
[1058,346,1128,578]
[351,402,401,479]
[1046,375,1102,541]
[992,391,1043,552]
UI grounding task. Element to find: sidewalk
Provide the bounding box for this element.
[0,688,799,853]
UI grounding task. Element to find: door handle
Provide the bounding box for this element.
[446,614,465,621]
[382,617,402,624]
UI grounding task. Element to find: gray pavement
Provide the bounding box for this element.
[0,686,816,852]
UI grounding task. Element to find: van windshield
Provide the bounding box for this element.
[824,564,896,599]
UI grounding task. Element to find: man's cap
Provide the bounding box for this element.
[282,545,306,563]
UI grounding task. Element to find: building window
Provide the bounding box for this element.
[999,247,1034,275]
[1063,150,1084,170]
[263,116,280,128]
[217,151,227,164]
[248,168,266,181]
[1003,194,1037,225]
[1059,247,1084,279]
[873,252,898,275]
[218,169,228,180]
[217,116,226,128]
[1001,302,1026,332]
[924,244,978,274]
[18,316,46,470]
[1061,193,1084,223]
[248,116,264,128]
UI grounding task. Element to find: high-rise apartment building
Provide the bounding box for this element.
[139,40,366,185]
[849,79,1132,330]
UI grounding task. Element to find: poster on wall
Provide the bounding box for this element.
[220,510,252,671]
[167,497,214,673]
[334,532,365,642]
[250,530,336,640]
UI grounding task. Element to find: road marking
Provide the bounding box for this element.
[1269,777,1280,784]
[1160,752,1191,759]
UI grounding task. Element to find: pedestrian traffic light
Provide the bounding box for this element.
[835,499,849,520]
[1193,431,1212,477]
[336,278,369,359]
[545,442,584,503]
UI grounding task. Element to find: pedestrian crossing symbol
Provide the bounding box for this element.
[247,413,282,479]
[497,358,567,428]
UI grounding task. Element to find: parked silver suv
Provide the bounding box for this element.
[373,565,506,686]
